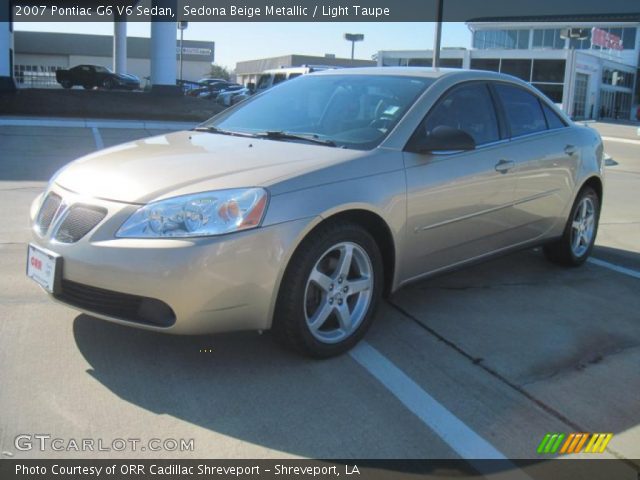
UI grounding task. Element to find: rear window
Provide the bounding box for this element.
[495,84,547,138]
[541,102,567,130]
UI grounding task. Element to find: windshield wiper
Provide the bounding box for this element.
[192,126,257,138]
[255,131,337,147]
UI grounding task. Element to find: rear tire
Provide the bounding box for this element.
[60,80,72,89]
[273,221,383,358]
[543,186,599,266]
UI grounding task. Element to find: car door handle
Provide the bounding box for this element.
[564,144,578,156]
[495,159,514,174]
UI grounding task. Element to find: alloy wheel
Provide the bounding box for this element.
[303,242,373,344]
[570,196,596,257]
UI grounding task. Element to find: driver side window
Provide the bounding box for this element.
[422,83,500,146]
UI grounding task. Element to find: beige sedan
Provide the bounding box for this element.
[27,68,604,357]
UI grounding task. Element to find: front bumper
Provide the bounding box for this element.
[30,185,312,334]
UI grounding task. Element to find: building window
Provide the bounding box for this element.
[532,84,563,104]
[532,60,565,83]
[532,29,565,49]
[408,58,432,67]
[470,58,500,72]
[500,59,532,81]
[622,28,637,50]
[602,68,635,89]
[473,29,530,49]
[13,64,62,88]
[439,58,463,68]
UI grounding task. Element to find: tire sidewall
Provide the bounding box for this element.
[278,224,383,357]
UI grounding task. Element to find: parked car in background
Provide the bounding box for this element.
[27,68,603,358]
[178,79,202,95]
[254,65,336,95]
[56,65,140,90]
[187,81,239,99]
[215,85,251,106]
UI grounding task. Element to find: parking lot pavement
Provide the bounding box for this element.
[1,123,639,464]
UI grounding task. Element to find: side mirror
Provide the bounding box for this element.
[410,125,475,154]
[246,82,255,93]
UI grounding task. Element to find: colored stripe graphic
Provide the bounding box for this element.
[574,433,589,453]
[560,433,575,454]
[537,434,551,454]
[540,433,613,455]
[584,433,598,453]
[567,433,583,453]
[550,434,565,453]
[545,434,558,453]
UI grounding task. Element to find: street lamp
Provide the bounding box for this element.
[344,33,364,60]
[178,21,188,82]
[433,0,443,68]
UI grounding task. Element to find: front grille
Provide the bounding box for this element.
[36,193,62,234]
[55,279,176,327]
[54,205,107,243]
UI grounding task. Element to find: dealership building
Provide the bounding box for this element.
[11,31,214,88]
[377,18,640,121]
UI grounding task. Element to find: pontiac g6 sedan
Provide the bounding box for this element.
[27,68,603,357]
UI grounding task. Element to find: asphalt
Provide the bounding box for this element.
[0,120,639,468]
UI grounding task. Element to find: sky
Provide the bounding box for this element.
[14,21,472,69]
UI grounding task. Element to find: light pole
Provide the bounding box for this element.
[178,21,188,82]
[432,0,443,68]
[344,33,364,60]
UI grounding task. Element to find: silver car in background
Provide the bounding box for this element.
[27,68,604,357]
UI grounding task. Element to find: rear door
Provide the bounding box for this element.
[402,82,518,280]
[490,83,577,242]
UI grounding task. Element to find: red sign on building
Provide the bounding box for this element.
[591,28,623,50]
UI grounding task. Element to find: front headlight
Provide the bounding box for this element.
[116,188,268,238]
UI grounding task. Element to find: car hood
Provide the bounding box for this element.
[115,73,139,82]
[53,130,364,204]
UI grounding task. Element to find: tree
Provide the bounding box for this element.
[207,64,232,81]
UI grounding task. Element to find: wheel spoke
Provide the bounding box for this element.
[308,301,333,331]
[580,199,588,220]
[335,303,352,332]
[572,231,581,250]
[309,267,333,292]
[572,220,581,230]
[348,277,371,295]
[586,215,595,228]
[335,244,354,279]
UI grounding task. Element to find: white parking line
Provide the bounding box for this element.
[588,257,640,280]
[91,127,104,150]
[350,341,506,459]
[350,342,535,478]
[601,136,640,146]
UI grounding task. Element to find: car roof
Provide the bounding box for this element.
[312,67,521,82]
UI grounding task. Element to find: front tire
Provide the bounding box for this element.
[544,186,600,266]
[273,221,383,358]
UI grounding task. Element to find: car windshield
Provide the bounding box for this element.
[202,74,433,150]
[94,66,112,73]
